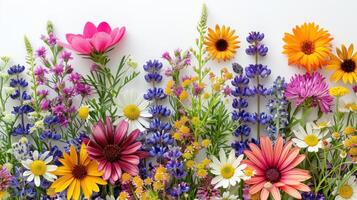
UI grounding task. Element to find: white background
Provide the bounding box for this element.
[0,0,356,104]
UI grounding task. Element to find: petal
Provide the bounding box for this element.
[280,185,302,199]
[110,27,125,46]
[271,186,281,200]
[97,22,112,33]
[83,22,97,38]
[70,36,93,54]
[114,120,128,144]
[260,136,274,166]
[90,32,112,53]
[92,123,108,147]
[260,188,270,200]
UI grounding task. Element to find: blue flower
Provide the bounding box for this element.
[11,123,32,136]
[39,131,61,141]
[234,124,251,137]
[245,64,271,79]
[143,60,163,83]
[144,87,167,101]
[9,78,28,88]
[232,97,248,109]
[44,115,60,126]
[246,31,264,44]
[7,64,25,75]
[149,105,171,117]
[168,182,190,197]
[301,192,325,200]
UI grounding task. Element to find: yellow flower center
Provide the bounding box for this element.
[78,106,89,120]
[339,184,353,198]
[244,167,254,177]
[123,104,141,120]
[304,134,319,146]
[30,160,47,176]
[220,164,235,179]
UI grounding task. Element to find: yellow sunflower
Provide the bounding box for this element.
[283,22,333,72]
[205,25,239,62]
[50,144,107,200]
[327,44,357,84]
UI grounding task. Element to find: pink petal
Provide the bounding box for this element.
[122,129,140,147]
[86,145,103,156]
[66,33,80,43]
[245,176,266,185]
[278,148,299,170]
[90,32,112,53]
[260,188,270,200]
[98,160,108,172]
[271,186,281,200]
[113,162,123,179]
[244,150,266,170]
[280,185,302,199]
[110,164,119,183]
[114,120,128,144]
[97,22,112,33]
[293,183,311,192]
[92,124,108,146]
[248,143,268,167]
[121,155,140,165]
[110,27,125,47]
[277,141,293,166]
[70,36,93,54]
[83,22,97,38]
[103,163,112,180]
[118,160,139,175]
[121,142,141,155]
[273,137,284,166]
[260,136,274,166]
[249,181,266,194]
[105,117,114,143]
[281,155,305,173]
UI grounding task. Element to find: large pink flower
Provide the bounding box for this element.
[285,72,333,113]
[87,117,146,184]
[61,21,125,55]
[242,136,311,200]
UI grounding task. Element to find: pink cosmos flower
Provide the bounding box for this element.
[285,72,333,113]
[61,21,125,55]
[242,136,311,200]
[87,117,147,184]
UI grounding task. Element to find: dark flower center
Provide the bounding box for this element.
[72,165,87,180]
[265,168,281,183]
[301,41,314,55]
[215,39,228,51]
[341,59,356,73]
[103,144,121,162]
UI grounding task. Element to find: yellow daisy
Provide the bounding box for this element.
[327,44,357,84]
[283,22,333,72]
[50,144,107,200]
[205,25,240,62]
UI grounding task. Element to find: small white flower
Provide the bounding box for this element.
[209,149,247,189]
[333,176,357,200]
[0,72,9,79]
[22,151,57,187]
[214,191,239,200]
[117,90,151,132]
[292,122,328,152]
[2,112,15,123]
[3,86,15,95]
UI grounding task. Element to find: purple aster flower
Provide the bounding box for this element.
[196,177,220,200]
[47,32,57,46]
[162,49,191,72]
[285,72,333,113]
[51,64,64,76]
[0,166,12,191]
[60,51,73,62]
[68,72,81,84]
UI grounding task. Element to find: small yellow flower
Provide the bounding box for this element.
[212,82,221,91]
[118,191,130,200]
[244,167,255,177]
[186,145,194,152]
[181,116,189,123]
[179,126,190,134]
[133,176,143,188]
[144,177,152,185]
[197,168,207,178]
[186,160,195,168]
[121,173,132,183]
[153,181,163,191]
[179,90,189,101]
[192,142,200,149]
[183,152,193,159]
[224,72,233,80]
[154,166,169,181]
[196,163,205,169]
[351,136,357,144]
[164,80,175,95]
[192,117,200,126]
[332,132,341,140]
[329,86,349,97]
[344,126,356,135]
[344,139,353,148]
[191,76,198,81]
[201,139,211,148]
[135,187,143,197]
[203,92,210,99]
[172,132,182,140]
[202,158,211,166]
[340,150,347,158]
[182,79,191,87]
[78,105,90,120]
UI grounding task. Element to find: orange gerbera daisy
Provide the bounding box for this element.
[283,22,333,72]
[205,25,240,62]
[242,136,311,200]
[50,144,107,200]
[327,44,357,84]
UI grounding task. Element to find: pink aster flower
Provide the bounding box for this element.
[285,72,333,113]
[87,117,147,184]
[242,136,311,200]
[61,21,125,55]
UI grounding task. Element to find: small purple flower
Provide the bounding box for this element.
[301,192,325,200]
[53,104,65,116]
[47,32,57,46]
[223,85,231,96]
[75,82,91,97]
[51,64,64,76]
[35,47,46,58]
[38,89,49,97]
[69,72,81,84]
[61,51,73,62]
[246,31,264,44]
[40,99,50,110]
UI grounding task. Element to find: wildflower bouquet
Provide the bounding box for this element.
[0,4,356,200]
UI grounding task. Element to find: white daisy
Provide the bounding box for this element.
[333,176,357,200]
[292,122,328,152]
[213,191,239,200]
[209,149,247,189]
[313,121,332,129]
[117,90,152,132]
[21,150,57,187]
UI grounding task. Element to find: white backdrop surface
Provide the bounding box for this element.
[0,0,356,99]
